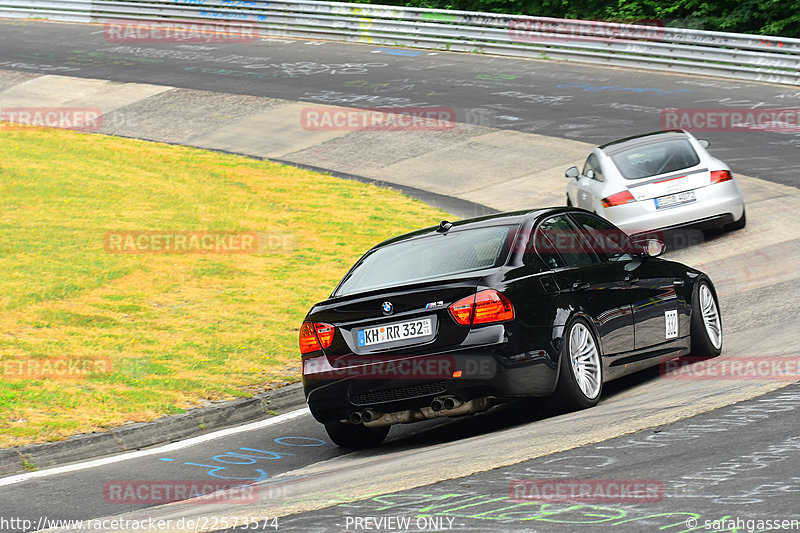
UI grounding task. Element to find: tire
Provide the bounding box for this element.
[690,280,723,357]
[552,317,603,411]
[725,208,746,231]
[324,421,389,449]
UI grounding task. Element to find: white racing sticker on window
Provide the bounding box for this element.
[665,309,678,339]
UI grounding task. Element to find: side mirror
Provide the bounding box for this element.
[565,166,580,179]
[644,238,666,257]
[630,236,666,257]
[698,139,710,149]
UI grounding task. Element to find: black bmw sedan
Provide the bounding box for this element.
[300,207,722,448]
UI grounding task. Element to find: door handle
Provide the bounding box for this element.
[572,281,590,291]
[673,279,685,286]
[625,274,638,284]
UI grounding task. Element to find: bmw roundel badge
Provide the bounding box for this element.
[381,301,393,315]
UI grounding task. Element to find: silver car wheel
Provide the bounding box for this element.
[699,284,722,349]
[568,323,601,399]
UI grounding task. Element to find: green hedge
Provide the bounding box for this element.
[353,0,800,38]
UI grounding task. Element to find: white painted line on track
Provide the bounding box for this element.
[0,407,310,488]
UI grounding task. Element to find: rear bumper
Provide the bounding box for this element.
[606,180,745,234]
[303,342,559,425]
[637,213,734,235]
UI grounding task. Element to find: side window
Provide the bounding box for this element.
[570,212,632,262]
[582,154,604,181]
[522,245,550,272]
[534,215,598,269]
[529,232,563,270]
[521,228,549,272]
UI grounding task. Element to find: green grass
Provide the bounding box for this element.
[0,123,451,447]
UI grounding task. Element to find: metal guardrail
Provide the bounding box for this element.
[2,0,799,85]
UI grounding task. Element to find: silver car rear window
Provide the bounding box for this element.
[335,225,513,296]
[610,139,701,179]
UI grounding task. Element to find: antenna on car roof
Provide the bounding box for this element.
[437,220,453,233]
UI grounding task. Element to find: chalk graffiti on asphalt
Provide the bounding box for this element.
[161,436,326,482]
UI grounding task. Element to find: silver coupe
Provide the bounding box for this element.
[565,130,746,235]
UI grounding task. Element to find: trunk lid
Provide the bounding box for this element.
[627,167,710,202]
[306,274,490,360]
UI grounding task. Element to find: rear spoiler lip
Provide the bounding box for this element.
[626,167,708,188]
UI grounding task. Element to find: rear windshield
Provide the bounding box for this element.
[610,139,700,179]
[334,225,513,296]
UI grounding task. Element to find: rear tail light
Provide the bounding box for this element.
[473,290,515,324]
[601,190,636,208]
[710,170,732,184]
[449,297,474,325]
[299,321,335,354]
[449,289,515,326]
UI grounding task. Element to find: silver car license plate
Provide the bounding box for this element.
[655,190,696,209]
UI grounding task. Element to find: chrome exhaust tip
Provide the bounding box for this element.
[362,409,381,423]
[432,395,461,412]
[443,397,463,410]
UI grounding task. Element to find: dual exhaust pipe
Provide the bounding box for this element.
[349,395,486,428]
[348,408,381,425]
[430,395,463,412]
